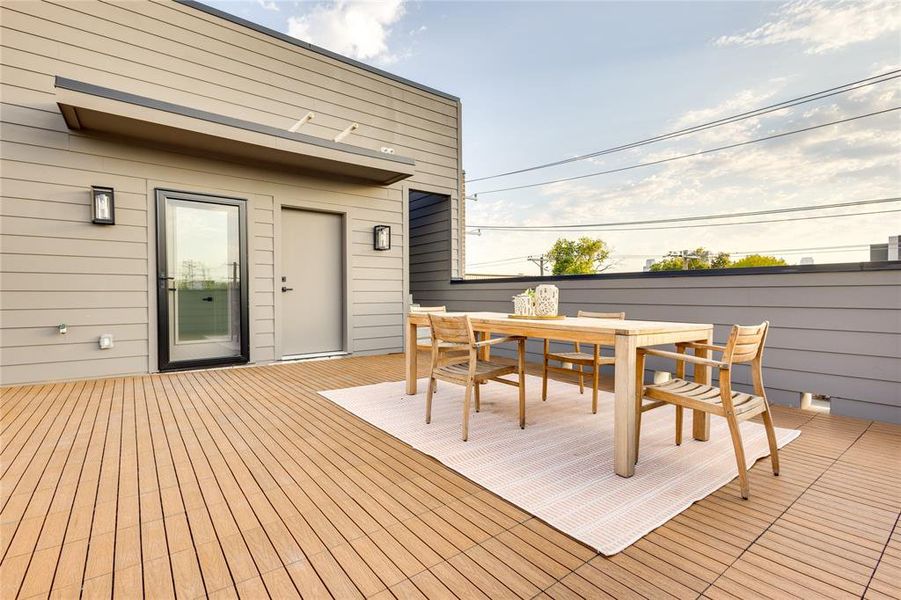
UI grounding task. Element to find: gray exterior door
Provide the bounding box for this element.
[280,208,345,357]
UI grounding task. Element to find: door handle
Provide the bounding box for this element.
[281,286,294,292]
[202,296,213,302]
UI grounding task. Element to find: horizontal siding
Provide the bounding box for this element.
[410,267,901,423]
[409,191,452,290]
[0,0,461,384]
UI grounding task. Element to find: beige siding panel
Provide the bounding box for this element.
[141,1,459,115]
[0,0,461,384]
[1,197,147,227]
[0,178,148,210]
[0,273,147,292]
[0,215,147,243]
[0,323,147,347]
[1,339,147,366]
[2,291,147,310]
[0,159,148,194]
[1,235,147,259]
[0,355,148,384]
[0,253,147,275]
[1,9,460,152]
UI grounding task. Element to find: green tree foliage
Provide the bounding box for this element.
[649,248,786,271]
[546,237,612,275]
[730,254,788,268]
[648,248,730,271]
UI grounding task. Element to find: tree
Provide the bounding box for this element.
[546,237,612,275]
[649,248,787,271]
[730,254,787,268]
[648,248,730,271]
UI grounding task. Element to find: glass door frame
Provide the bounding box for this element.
[155,189,250,371]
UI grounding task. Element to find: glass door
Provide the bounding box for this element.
[156,190,248,370]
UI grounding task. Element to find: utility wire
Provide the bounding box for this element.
[523,208,901,233]
[472,107,901,195]
[467,197,901,230]
[467,69,901,183]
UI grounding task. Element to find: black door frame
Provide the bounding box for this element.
[155,189,250,371]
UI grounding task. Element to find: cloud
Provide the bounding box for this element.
[715,0,901,54]
[257,0,280,11]
[287,0,406,62]
[467,81,901,273]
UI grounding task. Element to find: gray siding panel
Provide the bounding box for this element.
[409,191,452,301]
[409,265,901,423]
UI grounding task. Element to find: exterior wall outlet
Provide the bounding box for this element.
[58,324,67,334]
[99,334,114,349]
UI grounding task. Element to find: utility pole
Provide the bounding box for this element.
[527,255,548,276]
[664,249,700,270]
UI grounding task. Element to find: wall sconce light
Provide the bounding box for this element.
[91,186,115,224]
[373,225,391,251]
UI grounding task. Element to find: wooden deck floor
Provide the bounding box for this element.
[1,353,899,600]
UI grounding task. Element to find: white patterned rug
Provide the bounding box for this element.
[320,375,799,554]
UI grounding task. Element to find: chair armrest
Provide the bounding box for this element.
[678,342,727,353]
[639,347,729,369]
[473,335,525,348]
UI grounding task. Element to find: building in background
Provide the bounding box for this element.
[0,0,462,385]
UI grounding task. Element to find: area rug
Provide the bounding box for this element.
[320,375,799,554]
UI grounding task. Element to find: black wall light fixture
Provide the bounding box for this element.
[91,186,115,224]
[373,224,391,251]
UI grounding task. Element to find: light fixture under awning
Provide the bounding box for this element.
[54,76,416,185]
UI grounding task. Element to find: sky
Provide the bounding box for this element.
[207,0,901,274]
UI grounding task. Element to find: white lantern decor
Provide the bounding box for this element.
[534,284,559,317]
[512,292,534,316]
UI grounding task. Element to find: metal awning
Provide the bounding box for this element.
[54,77,416,185]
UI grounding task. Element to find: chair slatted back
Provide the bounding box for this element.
[413,307,446,345]
[725,321,769,364]
[577,310,626,320]
[412,306,446,313]
[428,313,475,345]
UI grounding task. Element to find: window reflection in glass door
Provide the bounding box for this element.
[156,191,248,370]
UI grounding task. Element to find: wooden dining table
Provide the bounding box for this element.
[405,311,715,477]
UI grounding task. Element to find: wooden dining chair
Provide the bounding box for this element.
[542,311,626,413]
[634,321,779,499]
[426,313,527,441]
[412,306,447,351]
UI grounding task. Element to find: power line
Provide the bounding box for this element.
[472,106,901,195]
[468,255,530,267]
[467,197,901,230]
[524,208,901,233]
[729,243,871,255]
[469,208,901,235]
[467,69,901,183]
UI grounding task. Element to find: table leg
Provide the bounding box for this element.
[614,333,638,477]
[480,330,491,361]
[405,319,418,395]
[692,330,712,441]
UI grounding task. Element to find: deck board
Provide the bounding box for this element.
[1,353,899,599]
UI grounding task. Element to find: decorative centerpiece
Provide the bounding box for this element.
[534,284,559,317]
[512,289,535,316]
[509,286,564,319]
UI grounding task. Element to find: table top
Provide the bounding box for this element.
[408,310,712,336]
